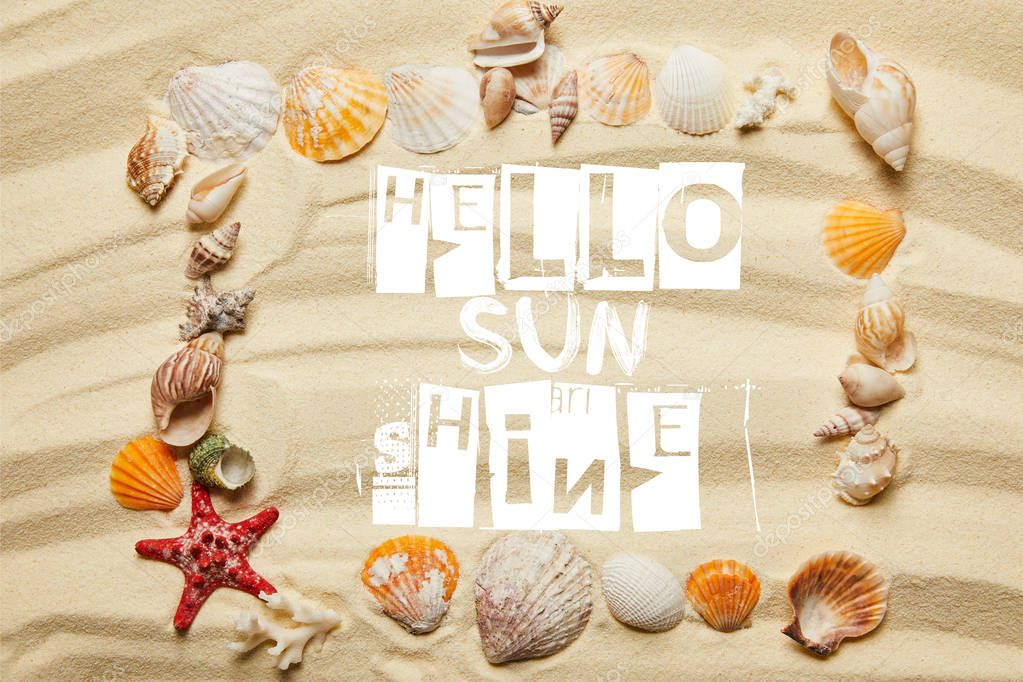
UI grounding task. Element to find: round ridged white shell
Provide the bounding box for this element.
[655,45,734,135]
[385,65,478,153]
[601,554,685,632]
[475,531,592,664]
[832,425,898,505]
[165,61,281,161]
[508,44,568,112]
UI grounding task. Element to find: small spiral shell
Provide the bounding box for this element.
[186,222,241,279]
[549,70,578,143]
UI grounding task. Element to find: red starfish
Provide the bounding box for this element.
[135,482,279,630]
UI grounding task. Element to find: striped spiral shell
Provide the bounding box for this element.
[185,222,241,279]
[126,116,187,206]
[151,332,224,447]
[813,406,880,438]
[549,70,578,143]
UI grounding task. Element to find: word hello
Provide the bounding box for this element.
[372,162,745,296]
[372,381,702,532]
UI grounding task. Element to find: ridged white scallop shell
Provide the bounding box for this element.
[508,44,568,111]
[655,45,734,135]
[601,554,685,632]
[832,425,898,505]
[579,52,652,126]
[165,61,281,161]
[475,531,592,663]
[385,65,478,153]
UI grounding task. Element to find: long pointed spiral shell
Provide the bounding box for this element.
[186,222,241,279]
[814,406,880,438]
[126,116,187,206]
[549,70,577,143]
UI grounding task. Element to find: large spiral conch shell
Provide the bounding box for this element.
[782,551,890,656]
[813,406,880,438]
[109,436,184,511]
[508,44,568,113]
[188,432,255,490]
[185,222,241,279]
[165,61,281,161]
[548,70,577,143]
[385,65,478,154]
[469,0,563,68]
[126,115,188,206]
[832,425,898,505]
[186,163,247,224]
[479,68,516,128]
[822,200,906,279]
[283,65,388,162]
[475,531,592,663]
[361,535,459,634]
[685,559,761,632]
[855,274,917,372]
[579,52,651,126]
[827,31,916,171]
[655,45,734,135]
[151,332,224,447]
[838,362,905,407]
[600,553,685,632]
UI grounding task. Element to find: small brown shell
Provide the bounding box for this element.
[685,559,761,632]
[186,222,241,279]
[549,70,578,143]
[480,68,516,128]
[782,550,890,656]
[126,115,188,206]
[151,332,224,447]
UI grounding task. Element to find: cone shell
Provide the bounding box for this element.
[814,406,880,438]
[475,531,592,663]
[827,32,916,171]
[126,115,187,206]
[832,425,899,505]
[839,362,905,407]
[188,432,255,491]
[782,551,890,656]
[361,535,459,634]
[480,68,516,128]
[655,45,734,135]
[601,554,685,632]
[151,332,224,447]
[185,222,241,279]
[385,65,478,154]
[283,65,387,162]
[549,70,577,143]
[186,163,247,224]
[165,61,281,161]
[685,559,761,632]
[508,44,568,112]
[855,274,917,372]
[579,52,651,126]
[110,436,183,511]
[822,200,906,279]
[469,0,563,68]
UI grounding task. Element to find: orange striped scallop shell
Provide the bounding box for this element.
[360,535,459,634]
[822,200,906,279]
[110,436,184,511]
[685,559,761,632]
[579,52,651,126]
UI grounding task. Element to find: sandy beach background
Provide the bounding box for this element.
[2,0,1022,679]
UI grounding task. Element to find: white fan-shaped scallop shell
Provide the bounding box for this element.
[655,45,734,135]
[832,425,898,505]
[165,61,281,161]
[855,274,917,372]
[579,52,652,126]
[601,554,685,632]
[385,65,478,154]
[827,31,916,171]
[508,44,568,113]
[469,1,563,68]
[475,531,592,663]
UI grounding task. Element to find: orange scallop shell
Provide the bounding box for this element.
[110,436,184,511]
[685,559,761,632]
[822,200,906,279]
[360,535,459,634]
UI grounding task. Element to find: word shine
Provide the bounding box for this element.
[372,162,745,297]
[372,381,702,532]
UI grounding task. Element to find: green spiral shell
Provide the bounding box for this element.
[188,432,254,490]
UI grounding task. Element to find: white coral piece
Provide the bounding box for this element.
[734,68,795,128]
[228,591,342,670]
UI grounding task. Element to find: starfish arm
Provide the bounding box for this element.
[135,537,181,561]
[173,578,218,630]
[233,506,280,547]
[188,482,222,527]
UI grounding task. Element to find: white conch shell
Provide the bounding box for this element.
[548,70,577,143]
[186,163,246,223]
[655,45,734,135]
[126,115,188,206]
[229,591,341,671]
[813,406,880,438]
[838,362,905,407]
[385,65,478,153]
[480,68,516,128]
[827,31,916,171]
[469,0,563,68]
[601,554,685,632]
[185,221,241,278]
[831,425,898,505]
[855,274,917,372]
[165,61,281,161]
[475,531,592,663]
[579,52,652,126]
[151,332,224,447]
[508,44,568,112]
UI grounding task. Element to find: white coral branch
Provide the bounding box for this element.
[228,591,342,670]
[734,68,796,128]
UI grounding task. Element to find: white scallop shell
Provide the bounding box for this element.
[601,554,685,632]
[165,61,281,161]
[385,65,478,154]
[475,531,592,664]
[508,44,568,112]
[832,424,899,505]
[655,45,734,135]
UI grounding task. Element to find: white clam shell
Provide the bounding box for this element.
[508,44,568,111]
[838,362,905,407]
[832,425,898,505]
[385,65,478,154]
[655,45,734,135]
[601,554,685,632]
[186,163,247,224]
[165,61,281,161]
[475,531,592,664]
